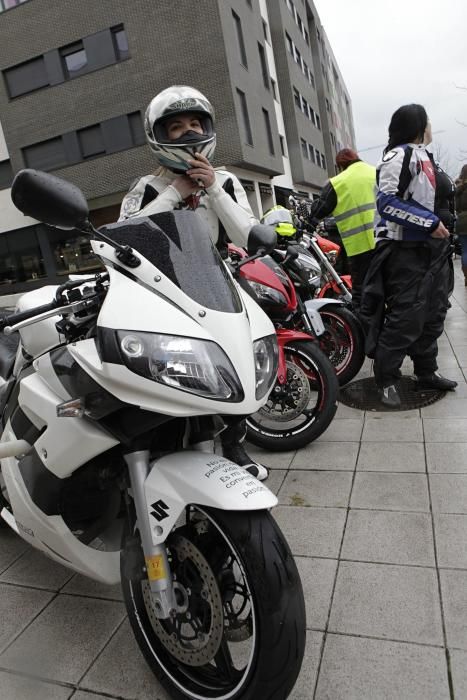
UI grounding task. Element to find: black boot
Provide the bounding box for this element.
[378,384,401,409]
[415,372,458,391]
[220,419,269,481]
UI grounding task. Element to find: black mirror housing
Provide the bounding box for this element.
[11,169,89,231]
[247,224,277,256]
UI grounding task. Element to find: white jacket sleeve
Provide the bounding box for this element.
[205,173,258,248]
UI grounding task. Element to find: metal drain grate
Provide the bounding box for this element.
[339,376,446,412]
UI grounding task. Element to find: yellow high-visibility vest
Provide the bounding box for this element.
[330,161,376,256]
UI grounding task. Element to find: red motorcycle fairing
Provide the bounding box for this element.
[319,274,352,298]
[314,233,340,255]
[276,329,314,384]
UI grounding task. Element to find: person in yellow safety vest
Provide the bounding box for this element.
[261,205,297,239]
[308,148,376,310]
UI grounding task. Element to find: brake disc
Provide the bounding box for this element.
[260,359,311,421]
[143,534,224,667]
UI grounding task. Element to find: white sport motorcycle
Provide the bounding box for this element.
[0,170,305,700]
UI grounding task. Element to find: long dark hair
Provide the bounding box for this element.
[384,104,428,153]
[457,164,467,185]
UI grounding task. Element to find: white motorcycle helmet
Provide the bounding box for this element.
[144,85,216,173]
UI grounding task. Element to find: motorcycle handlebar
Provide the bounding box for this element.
[0,300,58,331]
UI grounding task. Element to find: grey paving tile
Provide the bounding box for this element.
[364,409,420,419]
[456,346,467,364]
[278,470,352,508]
[82,618,170,700]
[72,693,113,700]
[440,569,467,650]
[244,444,296,470]
[295,557,337,630]
[263,468,286,496]
[0,671,72,700]
[362,417,423,442]
[350,473,430,512]
[273,506,346,558]
[430,474,467,513]
[357,442,425,472]
[426,443,467,473]
[289,631,323,700]
[423,418,467,442]
[450,649,467,699]
[0,595,126,683]
[0,549,74,591]
[317,419,363,442]
[315,634,450,700]
[341,510,435,567]
[290,441,359,470]
[442,382,467,399]
[0,583,53,653]
[61,573,123,601]
[0,530,29,574]
[329,561,443,645]
[335,403,365,419]
[434,514,467,568]
[422,398,467,417]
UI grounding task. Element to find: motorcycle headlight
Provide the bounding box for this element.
[117,331,243,402]
[254,334,278,400]
[249,280,288,306]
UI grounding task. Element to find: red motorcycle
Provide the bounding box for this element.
[230,247,338,451]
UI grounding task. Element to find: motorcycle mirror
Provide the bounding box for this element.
[247,224,277,256]
[11,169,90,231]
[286,244,301,259]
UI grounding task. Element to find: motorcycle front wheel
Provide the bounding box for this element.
[121,505,305,700]
[317,304,365,386]
[246,340,338,451]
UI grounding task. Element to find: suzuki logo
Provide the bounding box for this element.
[150,499,170,522]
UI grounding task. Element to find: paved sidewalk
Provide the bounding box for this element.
[0,261,465,699]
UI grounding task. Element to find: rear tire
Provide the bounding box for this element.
[317,305,365,386]
[246,341,338,451]
[121,506,306,700]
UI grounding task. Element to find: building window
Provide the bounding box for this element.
[262,19,269,43]
[0,226,46,287]
[236,89,253,145]
[304,29,309,46]
[308,144,315,163]
[285,32,293,56]
[286,0,293,13]
[293,87,301,109]
[22,111,146,171]
[301,138,308,159]
[279,135,286,157]
[23,136,67,171]
[112,25,129,60]
[315,113,321,130]
[60,41,88,79]
[321,153,326,169]
[315,147,320,163]
[271,78,278,101]
[262,109,275,156]
[232,11,248,67]
[52,232,101,276]
[258,43,269,89]
[0,0,28,11]
[78,124,105,159]
[4,56,49,98]
[4,25,129,99]
[0,160,13,190]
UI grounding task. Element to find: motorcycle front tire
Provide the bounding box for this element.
[317,304,365,386]
[246,340,338,451]
[121,506,306,700]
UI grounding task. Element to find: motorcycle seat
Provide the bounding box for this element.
[0,329,20,380]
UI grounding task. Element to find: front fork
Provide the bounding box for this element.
[125,450,177,619]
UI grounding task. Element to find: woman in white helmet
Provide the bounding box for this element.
[119,85,268,480]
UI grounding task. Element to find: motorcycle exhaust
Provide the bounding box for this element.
[0,440,31,459]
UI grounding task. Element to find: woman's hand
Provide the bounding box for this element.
[172,175,201,199]
[186,153,216,188]
[430,222,450,239]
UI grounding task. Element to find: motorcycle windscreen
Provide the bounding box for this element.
[99,210,242,313]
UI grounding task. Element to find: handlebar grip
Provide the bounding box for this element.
[0,301,58,331]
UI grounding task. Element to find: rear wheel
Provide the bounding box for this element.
[317,305,365,386]
[121,506,305,700]
[246,341,338,451]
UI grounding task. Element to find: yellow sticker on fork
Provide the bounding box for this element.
[145,555,166,581]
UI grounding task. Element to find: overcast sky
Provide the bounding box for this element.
[313,0,467,176]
